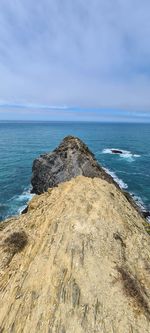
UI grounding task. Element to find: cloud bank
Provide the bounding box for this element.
[0,0,150,120]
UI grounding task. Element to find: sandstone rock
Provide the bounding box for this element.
[31,136,117,194]
[0,176,150,332]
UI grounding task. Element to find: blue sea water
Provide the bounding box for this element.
[0,121,150,222]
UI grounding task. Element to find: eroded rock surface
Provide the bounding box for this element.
[0,176,150,333]
[31,136,117,194]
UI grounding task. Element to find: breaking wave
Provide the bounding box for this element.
[103,167,128,189]
[8,186,34,216]
[104,167,150,223]
[102,148,140,162]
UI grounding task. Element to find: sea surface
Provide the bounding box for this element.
[0,121,150,222]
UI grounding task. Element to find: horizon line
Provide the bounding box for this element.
[0,120,150,124]
[0,101,150,113]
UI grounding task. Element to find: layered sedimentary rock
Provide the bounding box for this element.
[31,136,147,219]
[0,176,150,333]
[31,136,117,194]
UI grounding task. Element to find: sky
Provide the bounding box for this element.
[0,0,150,121]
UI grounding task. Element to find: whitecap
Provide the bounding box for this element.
[147,217,150,223]
[103,167,128,189]
[16,190,34,202]
[17,187,35,214]
[8,186,35,215]
[102,148,140,162]
[104,168,150,223]
[18,205,28,215]
[131,194,145,210]
[126,193,150,223]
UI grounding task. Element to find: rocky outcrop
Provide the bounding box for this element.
[31,136,148,220]
[0,176,150,332]
[111,149,123,154]
[31,136,117,194]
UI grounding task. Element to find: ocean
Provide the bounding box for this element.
[0,121,150,222]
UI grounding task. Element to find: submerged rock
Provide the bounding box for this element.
[111,149,123,154]
[31,135,117,194]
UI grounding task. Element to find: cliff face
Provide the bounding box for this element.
[31,136,117,194]
[0,176,150,333]
[31,136,146,219]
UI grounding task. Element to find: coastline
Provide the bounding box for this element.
[1,122,150,223]
[2,172,150,229]
[1,135,150,234]
[4,136,150,222]
[0,136,150,331]
[102,167,150,222]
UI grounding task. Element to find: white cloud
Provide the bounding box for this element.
[0,0,150,116]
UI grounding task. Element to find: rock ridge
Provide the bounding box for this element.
[31,136,118,194]
[31,135,148,220]
[0,176,150,332]
[0,137,150,332]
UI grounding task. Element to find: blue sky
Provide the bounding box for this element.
[0,0,150,121]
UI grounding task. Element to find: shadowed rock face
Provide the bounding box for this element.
[31,136,117,194]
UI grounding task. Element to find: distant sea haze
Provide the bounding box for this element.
[0,121,150,221]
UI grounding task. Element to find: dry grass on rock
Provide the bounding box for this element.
[3,231,28,256]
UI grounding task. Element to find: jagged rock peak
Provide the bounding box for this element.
[31,135,115,194]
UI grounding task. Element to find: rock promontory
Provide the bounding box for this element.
[0,176,150,332]
[0,137,150,333]
[31,136,117,194]
[31,136,147,219]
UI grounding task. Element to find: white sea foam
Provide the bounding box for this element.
[102,148,140,162]
[17,187,35,214]
[16,191,34,202]
[130,194,150,223]
[18,205,28,214]
[131,194,145,211]
[10,186,34,202]
[104,167,150,222]
[103,167,128,189]
[8,186,35,215]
